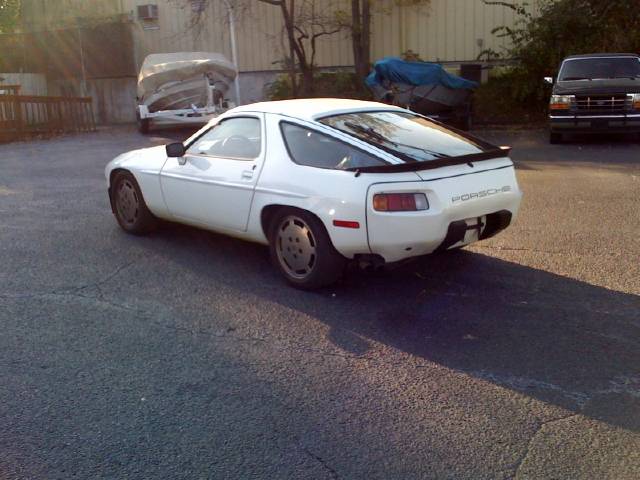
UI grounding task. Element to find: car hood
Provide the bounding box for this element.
[553,78,640,95]
[106,144,168,182]
[112,145,166,164]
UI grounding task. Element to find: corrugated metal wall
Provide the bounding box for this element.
[22,0,541,72]
[121,0,355,72]
[20,0,123,28]
[370,0,539,63]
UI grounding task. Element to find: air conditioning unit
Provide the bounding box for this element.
[191,0,207,13]
[137,4,159,21]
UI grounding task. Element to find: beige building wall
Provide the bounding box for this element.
[15,0,545,120]
[121,0,354,72]
[20,0,123,27]
[370,0,541,63]
[22,0,541,72]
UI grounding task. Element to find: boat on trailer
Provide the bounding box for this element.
[136,52,237,133]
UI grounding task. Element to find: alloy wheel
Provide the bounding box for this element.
[116,179,139,226]
[275,215,317,279]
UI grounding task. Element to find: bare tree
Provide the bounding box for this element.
[181,0,344,96]
[337,0,432,85]
[178,0,432,95]
[348,0,371,80]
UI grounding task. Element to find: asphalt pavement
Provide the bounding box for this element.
[1,126,638,479]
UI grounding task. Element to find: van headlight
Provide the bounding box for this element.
[630,93,640,110]
[549,95,574,110]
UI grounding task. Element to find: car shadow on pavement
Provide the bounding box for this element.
[146,223,640,433]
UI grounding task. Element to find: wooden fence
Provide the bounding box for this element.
[0,94,96,143]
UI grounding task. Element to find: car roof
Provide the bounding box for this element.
[228,98,406,121]
[564,53,640,60]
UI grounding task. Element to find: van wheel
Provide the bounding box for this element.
[549,132,563,144]
[269,208,346,289]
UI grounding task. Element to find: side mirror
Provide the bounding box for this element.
[544,77,554,85]
[166,142,186,158]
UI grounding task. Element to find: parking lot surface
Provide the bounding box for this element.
[1,127,639,479]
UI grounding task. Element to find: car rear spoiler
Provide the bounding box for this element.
[346,147,512,174]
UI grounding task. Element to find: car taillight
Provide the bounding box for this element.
[373,193,429,212]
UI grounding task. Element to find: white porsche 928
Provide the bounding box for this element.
[106,99,522,289]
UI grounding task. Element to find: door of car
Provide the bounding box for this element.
[159,114,265,231]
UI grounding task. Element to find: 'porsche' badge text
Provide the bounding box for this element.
[452,186,512,203]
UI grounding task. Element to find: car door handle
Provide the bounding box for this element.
[241,170,254,179]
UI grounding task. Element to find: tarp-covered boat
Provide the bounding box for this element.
[366,57,478,129]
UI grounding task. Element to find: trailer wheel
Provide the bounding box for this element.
[136,111,150,134]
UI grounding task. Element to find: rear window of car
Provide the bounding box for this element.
[319,111,485,164]
[559,57,640,81]
[280,122,387,170]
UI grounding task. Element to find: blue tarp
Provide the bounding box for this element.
[366,57,478,90]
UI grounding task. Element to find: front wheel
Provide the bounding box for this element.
[111,171,157,235]
[269,209,346,289]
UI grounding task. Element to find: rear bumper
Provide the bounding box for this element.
[365,164,522,263]
[434,210,512,252]
[549,113,640,133]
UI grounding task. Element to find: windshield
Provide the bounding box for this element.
[319,111,486,163]
[559,57,640,81]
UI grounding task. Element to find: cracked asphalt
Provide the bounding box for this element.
[1,126,639,479]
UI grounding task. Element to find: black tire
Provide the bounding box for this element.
[136,111,150,134]
[111,171,158,235]
[549,132,563,144]
[268,208,346,289]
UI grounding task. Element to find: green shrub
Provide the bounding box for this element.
[473,72,549,125]
[266,71,372,101]
[265,75,294,101]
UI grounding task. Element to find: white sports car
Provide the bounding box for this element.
[106,98,522,288]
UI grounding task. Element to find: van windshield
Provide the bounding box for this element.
[559,57,640,81]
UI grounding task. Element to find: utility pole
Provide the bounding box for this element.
[222,0,241,105]
[77,19,88,97]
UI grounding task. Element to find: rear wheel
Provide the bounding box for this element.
[111,171,157,235]
[269,208,346,289]
[549,132,563,144]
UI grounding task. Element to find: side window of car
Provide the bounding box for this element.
[280,122,387,170]
[187,117,261,160]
